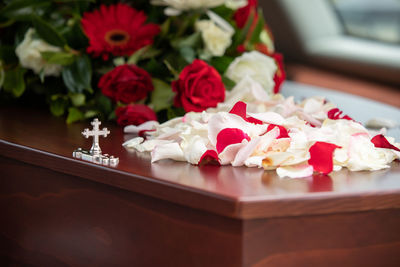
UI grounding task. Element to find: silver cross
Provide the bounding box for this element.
[82,118,110,155]
[73,118,119,167]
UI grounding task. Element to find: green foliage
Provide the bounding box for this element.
[0,0,280,125]
[0,0,51,17]
[32,15,66,47]
[3,66,26,97]
[66,106,84,123]
[151,78,174,112]
[249,10,265,45]
[41,51,76,66]
[69,92,85,107]
[95,93,113,116]
[211,56,235,74]
[171,31,201,49]
[230,11,255,52]
[221,75,236,91]
[211,5,235,18]
[49,94,68,116]
[167,106,185,120]
[62,54,92,93]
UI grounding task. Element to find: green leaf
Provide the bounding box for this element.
[222,75,236,91]
[32,15,66,47]
[231,11,255,51]
[69,93,85,107]
[211,5,234,18]
[84,110,98,119]
[62,55,92,93]
[167,107,185,120]
[127,46,148,65]
[171,32,201,49]
[66,107,84,124]
[160,17,171,37]
[41,51,76,66]
[249,10,265,45]
[163,59,180,79]
[96,93,112,115]
[3,66,26,97]
[49,97,68,116]
[151,78,174,112]
[211,56,234,73]
[179,46,195,63]
[0,0,51,17]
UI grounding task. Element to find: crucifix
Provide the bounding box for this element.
[82,118,110,155]
[73,118,119,167]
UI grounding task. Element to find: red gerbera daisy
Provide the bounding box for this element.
[81,3,160,60]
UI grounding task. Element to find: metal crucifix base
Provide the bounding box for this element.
[73,118,119,167]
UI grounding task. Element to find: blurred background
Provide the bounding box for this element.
[260,0,400,107]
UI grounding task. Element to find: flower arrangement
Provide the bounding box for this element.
[0,0,284,125]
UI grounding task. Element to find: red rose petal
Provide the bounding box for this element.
[116,104,157,126]
[229,101,263,124]
[229,101,247,119]
[266,124,289,139]
[308,142,341,174]
[371,134,400,152]
[216,128,250,154]
[198,150,220,166]
[327,108,353,121]
[272,53,286,94]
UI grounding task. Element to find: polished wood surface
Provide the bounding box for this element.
[1,101,400,220]
[1,86,400,266]
[3,157,399,266]
[0,156,243,267]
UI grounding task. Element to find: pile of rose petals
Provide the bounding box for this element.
[123,93,400,179]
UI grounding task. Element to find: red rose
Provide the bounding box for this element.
[172,59,225,112]
[233,0,258,28]
[272,53,286,94]
[115,104,157,126]
[98,64,154,104]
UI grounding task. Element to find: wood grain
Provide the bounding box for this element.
[2,157,400,266]
[243,210,400,267]
[0,157,243,267]
[1,106,400,219]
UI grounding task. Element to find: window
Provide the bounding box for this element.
[260,0,400,85]
[331,0,400,44]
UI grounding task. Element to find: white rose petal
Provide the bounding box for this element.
[219,141,247,165]
[225,0,248,9]
[15,28,62,76]
[151,0,226,13]
[124,121,159,134]
[277,164,314,179]
[122,137,144,148]
[226,51,277,94]
[224,76,271,106]
[151,143,185,162]
[181,135,209,164]
[196,19,233,57]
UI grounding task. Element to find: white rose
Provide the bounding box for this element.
[195,20,233,57]
[151,0,225,15]
[225,0,248,10]
[15,28,62,77]
[226,51,277,94]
